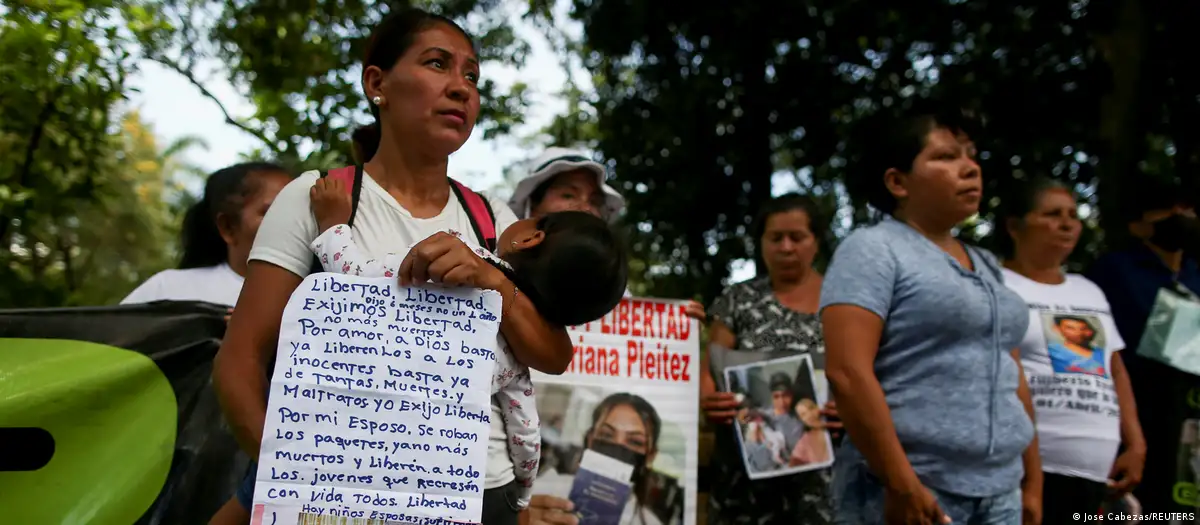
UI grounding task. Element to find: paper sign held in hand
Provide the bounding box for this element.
[252,273,501,525]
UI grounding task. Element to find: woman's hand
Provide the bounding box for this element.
[1108,447,1145,496]
[701,390,740,425]
[398,232,504,289]
[884,485,951,525]
[1021,490,1042,525]
[521,495,578,525]
[683,301,706,322]
[820,400,844,439]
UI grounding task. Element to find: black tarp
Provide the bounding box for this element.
[0,301,247,524]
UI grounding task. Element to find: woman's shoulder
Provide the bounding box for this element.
[835,222,903,257]
[479,189,519,233]
[266,170,321,208]
[292,170,322,190]
[718,277,770,301]
[120,265,238,304]
[1063,273,1109,298]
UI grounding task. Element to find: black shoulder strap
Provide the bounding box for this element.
[346,164,365,227]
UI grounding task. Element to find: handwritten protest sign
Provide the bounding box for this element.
[252,273,501,525]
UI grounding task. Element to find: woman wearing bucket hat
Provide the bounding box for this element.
[507,147,626,223]
[508,147,705,320]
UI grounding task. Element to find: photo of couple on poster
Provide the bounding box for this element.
[717,352,834,479]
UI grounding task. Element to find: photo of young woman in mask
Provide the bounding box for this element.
[523,390,681,525]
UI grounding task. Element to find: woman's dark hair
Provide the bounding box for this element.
[586,392,663,451]
[352,8,475,162]
[847,102,982,215]
[498,211,628,326]
[994,176,1071,258]
[179,162,288,269]
[751,193,831,257]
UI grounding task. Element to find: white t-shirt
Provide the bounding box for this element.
[120,263,244,307]
[249,170,520,489]
[1002,269,1125,482]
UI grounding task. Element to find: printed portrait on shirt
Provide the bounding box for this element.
[1040,312,1110,378]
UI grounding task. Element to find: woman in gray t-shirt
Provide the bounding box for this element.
[702,194,842,525]
[819,104,1041,525]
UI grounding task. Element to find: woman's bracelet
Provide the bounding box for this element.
[502,282,520,319]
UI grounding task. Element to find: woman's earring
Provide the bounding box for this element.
[511,241,518,248]
[371,96,383,106]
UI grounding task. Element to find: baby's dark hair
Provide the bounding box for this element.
[498,211,628,326]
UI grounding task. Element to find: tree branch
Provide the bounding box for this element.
[56,228,77,293]
[0,23,75,245]
[152,57,279,153]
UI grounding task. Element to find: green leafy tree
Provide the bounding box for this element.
[149,0,536,171]
[561,0,1199,301]
[0,0,185,307]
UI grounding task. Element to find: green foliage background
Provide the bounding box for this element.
[3,0,1197,307]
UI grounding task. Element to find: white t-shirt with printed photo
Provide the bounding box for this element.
[1002,269,1125,483]
[249,169,520,489]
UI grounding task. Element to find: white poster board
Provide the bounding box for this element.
[251,273,500,525]
[528,297,700,525]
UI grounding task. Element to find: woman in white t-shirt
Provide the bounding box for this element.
[999,177,1146,522]
[209,8,576,525]
[121,162,291,308]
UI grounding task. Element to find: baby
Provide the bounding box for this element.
[308,178,628,508]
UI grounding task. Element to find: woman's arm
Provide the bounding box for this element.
[700,321,740,424]
[822,304,923,493]
[1112,353,1146,452]
[1011,350,1043,523]
[212,261,303,459]
[702,321,736,393]
[1109,352,1146,494]
[399,231,574,374]
[485,273,573,374]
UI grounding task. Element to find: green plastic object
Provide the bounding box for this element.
[0,338,177,525]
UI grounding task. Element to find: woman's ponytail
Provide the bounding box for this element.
[178,161,289,269]
[352,122,382,163]
[178,197,226,269]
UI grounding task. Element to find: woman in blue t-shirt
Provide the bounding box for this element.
[819,103,1041,525]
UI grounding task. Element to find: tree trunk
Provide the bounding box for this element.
[1094,0,1148,247]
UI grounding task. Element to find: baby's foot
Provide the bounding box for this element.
[310,177,353,233]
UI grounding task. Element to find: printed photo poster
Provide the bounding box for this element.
[722,354,833,480]
[1041,312,1111,379]
[1030,311,1120,419]
[252,273,503,525]
[528,297,700,525]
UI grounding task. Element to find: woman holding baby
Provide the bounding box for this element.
[210,9,593,525]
